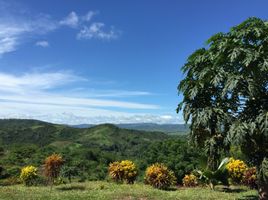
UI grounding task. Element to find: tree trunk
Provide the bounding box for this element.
[259,182,268,200]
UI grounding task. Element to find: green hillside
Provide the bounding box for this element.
[0,119,199,182]
[72,123,190,135]
[0,119,168,148]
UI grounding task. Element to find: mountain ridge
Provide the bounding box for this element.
[71,123,189,134]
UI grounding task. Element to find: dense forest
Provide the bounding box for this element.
[0,119,200,183]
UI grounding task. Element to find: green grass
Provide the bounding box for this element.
[0,181,258,200]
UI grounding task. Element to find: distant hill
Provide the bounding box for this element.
[0,119,195,183]
[0,119,172,169]
[72,123,189,135]
[0,119,169,148]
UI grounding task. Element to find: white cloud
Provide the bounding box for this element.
[0,7,120,55]
[160,115,173,120]
[0,101,183,124]
[0,70,181,124]
[35,40,49,47]
[0,14,57,55]
[82,90,152,98]
[0,36,17,54]
[59,10,98,28]
[82,11,98,22]
[0,71,84,93]
[77,22,119,40]
[0,71,158,109]
[0,93,159,110]
[0,24,30,55]
[59,11,79,28]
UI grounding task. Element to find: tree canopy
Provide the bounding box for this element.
[178,17,268,169]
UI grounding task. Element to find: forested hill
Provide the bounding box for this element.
[0,119,169,147]
[0,119,200,183]
[72,123,189,135]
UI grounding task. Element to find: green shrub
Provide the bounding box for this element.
[108,160,138,184]
[60,166,78,183]
[144,163,176,190]
[6,166,20,178]
[195,158,229,190]
[182,174,198,187]
[20,166,38,186]
[0,176,21,186]
[226,158,247,184]
[34,175,48,186]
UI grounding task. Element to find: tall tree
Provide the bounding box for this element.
[178,17,268,198]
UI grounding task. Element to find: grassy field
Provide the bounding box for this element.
[0,181,258,200]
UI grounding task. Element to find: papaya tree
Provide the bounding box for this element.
[178,17,268,198]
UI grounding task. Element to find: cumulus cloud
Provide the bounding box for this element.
[77,22,119,40]
[59,11,79,28]
[35,40,49,47]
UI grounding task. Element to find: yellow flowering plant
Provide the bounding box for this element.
[226,158,247,183]
[144,163,176,190]
[108,160,138,184]
[182,174,198,187]
[20,165,38,186]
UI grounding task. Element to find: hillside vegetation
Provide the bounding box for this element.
[0,119,198,182]
[73,123,190,135]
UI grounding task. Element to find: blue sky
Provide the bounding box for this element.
[0,0,267,124]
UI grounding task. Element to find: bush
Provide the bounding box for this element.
[108,160,138,184]
[6,166,21,178]
[226,158,247,183]
[20,166,38,186]
[34,175,48,186]
[44,153,64,185]
[60,166,78,183]
[0,177,21,186]
[182,174,198,187]
[144,163,176,190]
[242,167,257,189]
[109,161,121,182]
